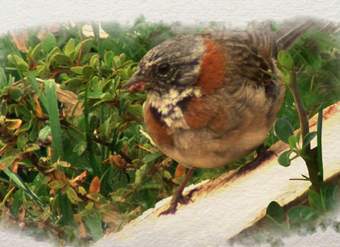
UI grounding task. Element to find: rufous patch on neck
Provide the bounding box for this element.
[197,39,226,94]
[144,102,173,147]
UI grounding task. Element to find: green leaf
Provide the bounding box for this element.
[84,212,103,241]
[278,50,294,71]
[44,79,64,161]
[49,180,65,190]
[278,150,292,167]
[71,66,84,74]
[320,184,337,211]
[303,51,322,70]
[46,47,61,64]
[7,54,29,72]
[38,125,51,142]
[63,38,76,57]
[63,78,83,89]
[66,186,82,204]
[162,170,172,180]
[140,182,162,190]
[127,104,143,118]
[83,65,95,77]
[10,189,24,216]
[288,206,318,225]
[8,87,22,101]
[72,141,87,155]
[274,117,294,143]
[266,201,285,224]
[104,50,114,67]
[112,54,123,68]
[50,53,71,66]
[89,54,99,67]
[288,135,299,150]
[56,191,74,226]
[23,143,40,153]
[135,164,147,186]
[35,64,50,78]
[74,38,93,62]
[41,33,57,53]
[29,43,43,61]
[143,152,162,164]
[16,133,29,150]
[308,189,323,212]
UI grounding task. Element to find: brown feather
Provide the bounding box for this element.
[197,39,226,95]
[144,103,173,146]
[183,97,216,129]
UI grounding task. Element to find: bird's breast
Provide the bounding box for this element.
[159,124,270,168]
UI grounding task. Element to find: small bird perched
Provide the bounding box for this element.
[125,18,337,215]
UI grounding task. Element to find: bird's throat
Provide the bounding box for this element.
[148,87,201,129]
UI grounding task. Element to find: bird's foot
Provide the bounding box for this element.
[254,144,274,163]
[159,168,195,216]
[159,188,197,216]
[239,145,275,174]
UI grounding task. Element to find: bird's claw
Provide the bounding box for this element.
[159,188,198,216]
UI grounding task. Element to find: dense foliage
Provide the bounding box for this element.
[0,19,177,244]
[0,18,339,245]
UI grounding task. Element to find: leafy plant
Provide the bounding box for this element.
[266,28,340,229]
[0,19,175,245]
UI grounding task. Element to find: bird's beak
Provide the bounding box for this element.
[123,71,147,92]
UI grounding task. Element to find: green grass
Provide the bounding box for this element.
[44,79,64,162]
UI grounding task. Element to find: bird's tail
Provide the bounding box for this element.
[247,17,339,57]
[273,17,340,108]
[274,17,339,51]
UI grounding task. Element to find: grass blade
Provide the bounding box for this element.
[27,73,48,109]
[44,79,64,161]
[3,168,44,208]
[84,85,100,175]
[0,67,7,88]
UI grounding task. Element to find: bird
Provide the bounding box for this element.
[124,17,338,215]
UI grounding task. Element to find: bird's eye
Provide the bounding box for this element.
[157,63,171,76]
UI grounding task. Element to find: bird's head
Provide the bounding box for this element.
[124,34,226,97]
[124,34,227,129]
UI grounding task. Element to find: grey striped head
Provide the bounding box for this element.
[126,35,205,94]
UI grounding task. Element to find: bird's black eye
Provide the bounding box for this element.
[157,63,171,76]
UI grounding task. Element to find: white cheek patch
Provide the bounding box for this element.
[149,87,201,129]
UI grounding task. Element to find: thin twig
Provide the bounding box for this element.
[288,69,309,149]
[288,68,322,192]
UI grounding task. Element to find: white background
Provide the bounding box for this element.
[0,0,340,246]
[0,0,340,34]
